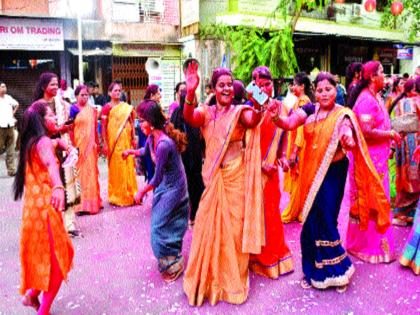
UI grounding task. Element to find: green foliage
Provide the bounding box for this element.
[199,0,317,82]
[380,0,420,42]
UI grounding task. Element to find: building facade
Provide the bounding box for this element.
[180,0,419,90]
[0,0,183,112]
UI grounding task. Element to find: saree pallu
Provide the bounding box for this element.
[346,90,395,263]
[183,105,264,306]
[399,204,420,275]
[74,106,102,214]
[299,107,390,288]
[250,110,293,279]
[282,96,310,223]
[20,151,74,294]
[393,97,420,223]
[107,103,138,206]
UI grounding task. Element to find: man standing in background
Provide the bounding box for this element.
[0,82,18,176]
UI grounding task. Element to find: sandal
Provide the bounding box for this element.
[336,285,347,293]
[160,256,184,283]
[300,278,312,289]
[22,292,40,311]
[162,264,184,283]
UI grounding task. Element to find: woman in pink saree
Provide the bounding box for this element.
[346,61,402,263]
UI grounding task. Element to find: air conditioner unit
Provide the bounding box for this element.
[351,3,362,17]
[141,0,164,14]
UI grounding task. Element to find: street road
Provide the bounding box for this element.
[0,156,418,314]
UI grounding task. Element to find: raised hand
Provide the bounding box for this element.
[185,61,200,95]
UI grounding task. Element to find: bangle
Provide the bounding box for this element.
[390,130,395,139]
[271,115,280,123]
[52,185,65,192]
[185,98,194,106]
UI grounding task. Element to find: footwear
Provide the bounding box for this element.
[8,171,16,177]
[300,278,312,289]
[392,217,408,227]
[68,229,82,237]
[162,264,184,283]
[336,285,348,293]
[22,292,40,311]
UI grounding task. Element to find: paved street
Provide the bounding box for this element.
[0,155,418,315]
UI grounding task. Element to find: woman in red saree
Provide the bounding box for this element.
[70,85,102,214]
[248,66,293,278]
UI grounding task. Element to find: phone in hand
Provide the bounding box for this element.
[246,81,269,106]
[64,118,75,125]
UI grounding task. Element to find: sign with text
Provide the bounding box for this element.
[397,48,413,60]
[0,18,64,51]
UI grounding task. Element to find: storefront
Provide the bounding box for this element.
[0,17,65,113]
[111,43,182,109]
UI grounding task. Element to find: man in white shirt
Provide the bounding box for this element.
[0,82,18,176]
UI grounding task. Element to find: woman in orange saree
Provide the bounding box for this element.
[101,82,137,206]
[248,66,293,278]
[182,64,264,306]
[70,85,102,214]
[282,72,314,223]
[269,72,390,292]
[14,101,74,314]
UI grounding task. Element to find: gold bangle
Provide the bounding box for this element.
[185,98,194,106]
[52,185,65,192]
[271,115,280,123]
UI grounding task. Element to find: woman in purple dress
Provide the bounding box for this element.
[123,100,189,283]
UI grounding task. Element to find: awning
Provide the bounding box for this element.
[67,47,112,56]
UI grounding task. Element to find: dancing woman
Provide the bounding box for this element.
[123,101,189,282]
[282,71,315,223]
[346,61,401,263]
[248,66,294,278]
[269,72,391,292]
[70,85,102,214]
[33,73,80,236]
[14,101,74,314]
[101,82,137,206]
[182,63,264,305]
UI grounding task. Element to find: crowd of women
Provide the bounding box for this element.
[13,60,419,313]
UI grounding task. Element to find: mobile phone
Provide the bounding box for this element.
[246,82,269,106]
[64,118,74,125]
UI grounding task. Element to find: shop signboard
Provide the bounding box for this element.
[161,60,182,109]
[0,18,64,51]
[397,48,413,60]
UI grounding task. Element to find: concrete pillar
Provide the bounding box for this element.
[59,50,72,87]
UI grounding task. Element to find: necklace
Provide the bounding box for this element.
[311,105,335,150]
